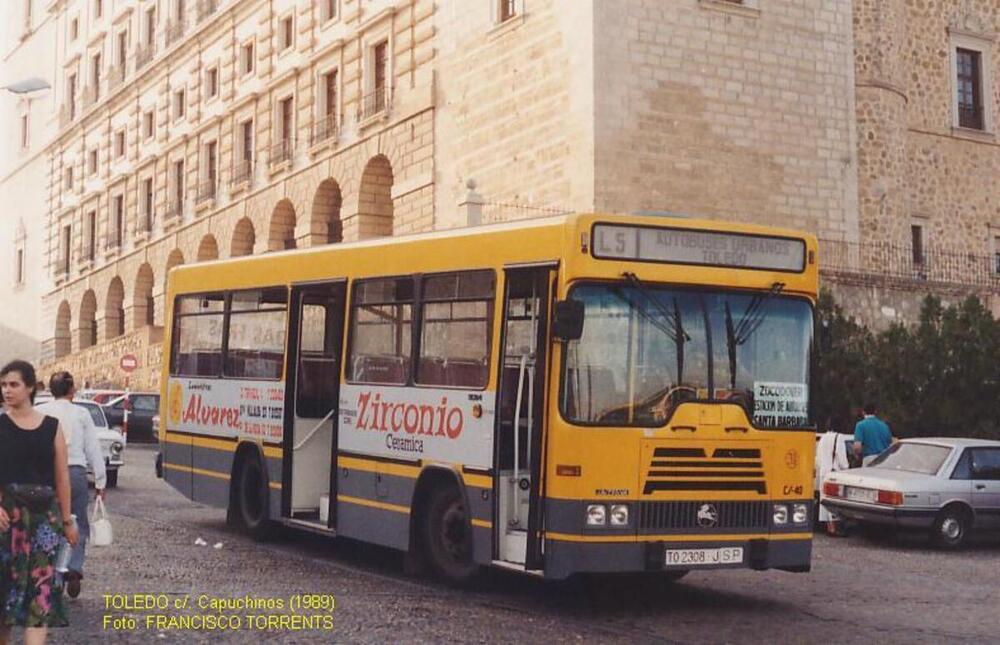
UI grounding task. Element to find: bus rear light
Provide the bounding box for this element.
[877,490,903,506]
[556,465,582,477]
[822,482,842,497]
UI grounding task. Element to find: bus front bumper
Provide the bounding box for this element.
[543,535,812,580]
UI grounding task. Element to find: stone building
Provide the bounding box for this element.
[831,0,1000,326]
[25,0,861,389]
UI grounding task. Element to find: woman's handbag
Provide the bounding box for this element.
[90,496,114,546]
[4,483,56,512]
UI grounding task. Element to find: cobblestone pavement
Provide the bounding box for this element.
[32,445,1000,643]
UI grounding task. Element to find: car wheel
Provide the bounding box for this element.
[236,455,274,540]
[420,485,477,584]
[106,468,118,488]
[931,507,969,550]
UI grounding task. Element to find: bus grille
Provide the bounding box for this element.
[638,501,770,531]
[643,447,767,495]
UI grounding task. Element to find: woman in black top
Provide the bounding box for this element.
[0,360,77,644]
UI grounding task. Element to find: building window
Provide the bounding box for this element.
[201,140,217,200]
[114,129,125,159]
[315,69,338,143]
[15,247,25,285]
[65,166,73,190]
[70,17,79,41]
[143,110,155,139]
[911,224,924,265]
[145,7,156,45]
[172,159,185,212]
[91,52,102,98]
[174,88,186,120]
[94,0,102,20]
[86,211,96,260]
[322,0,338,23]
[112,194,125,248]
[499,0,516,22]
[61,224,72,275]
[205,66,218,99]
[280,96,293,142]
[142,177,154,231]
[20,114,29,150]
[241,119,253,163]
[88,148,98,175]
[957,48,984,130]
[241,41,254,76]
[116,30,128,68]
[361,40,389,119]
[280,15,294,52]
[67,73,77,119]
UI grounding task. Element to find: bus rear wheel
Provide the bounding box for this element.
[236,455,273,540]
[421,485,477,583]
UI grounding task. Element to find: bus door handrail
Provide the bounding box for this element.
[293,406,337,451]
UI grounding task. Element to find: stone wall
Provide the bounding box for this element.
[38,325,164,392]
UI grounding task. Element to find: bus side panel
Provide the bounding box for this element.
[336,464,411,551]
[265,450,283,520]
[191,441,236,508]
[462,475,494,566]
[163,434,192,499]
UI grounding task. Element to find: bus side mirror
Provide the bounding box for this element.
[552,300,584,341]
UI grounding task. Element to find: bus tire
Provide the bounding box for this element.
[421,485,477,584]
[236,454,273,541]
[106,468,119,489]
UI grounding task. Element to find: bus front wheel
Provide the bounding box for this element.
[236,455,273,540]
[421,485,477,583]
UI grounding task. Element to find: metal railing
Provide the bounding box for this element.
[163,199,183,223]
[269,139,295,168]
[165,20,186,47]
[311,113,339,146]
[230,159,253,186]
[107,64,127,91]
[81,85,98,109]
[196,179,217,204]
[357,86,391,121]
[105,233,123,252]
[196,0,219,23]
[135,43,156,70]
[819,239,1000,288]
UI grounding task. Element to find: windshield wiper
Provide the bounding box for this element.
[724,282,786,390]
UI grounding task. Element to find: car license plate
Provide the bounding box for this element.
[665,547,743,567]
[845,486,876,503]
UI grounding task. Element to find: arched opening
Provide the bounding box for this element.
[357,155,394,238]
[311,179,343,245]
[79,290,97,350]
[268,199,297,251]
[105,277,125,339]
[231,217,256,257]
[197,234,219,262]
[165,249,185,292]
[55,300,72,359]
[132,263,155,329]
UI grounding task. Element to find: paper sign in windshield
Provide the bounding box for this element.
[753,381,808,428]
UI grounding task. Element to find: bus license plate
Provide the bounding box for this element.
[665,547,743,567]
[845,486,876,503]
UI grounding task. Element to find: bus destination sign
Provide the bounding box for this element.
[592,224,806,272]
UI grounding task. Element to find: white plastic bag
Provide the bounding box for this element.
[90,497,113,546]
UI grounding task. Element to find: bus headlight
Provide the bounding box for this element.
[609,504,629,526]
[792,503,809,525]
[772,504,789,525]
[586,504,607,526]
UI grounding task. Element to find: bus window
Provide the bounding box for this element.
[171,294,225,377]
[348,278,413,384]
[417,271,494,389]
[224,287,288,380]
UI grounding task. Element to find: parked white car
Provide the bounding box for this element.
[822,438,1000,548]
[74,399,125,488]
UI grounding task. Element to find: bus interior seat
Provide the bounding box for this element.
[417,357,447,385]
[445,358,487,388]
[353,354,407,384]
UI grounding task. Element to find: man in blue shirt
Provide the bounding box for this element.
[853,402,893,465]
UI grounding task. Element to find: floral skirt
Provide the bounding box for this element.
[0,496,68,628]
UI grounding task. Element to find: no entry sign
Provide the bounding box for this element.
[120,354,138,373]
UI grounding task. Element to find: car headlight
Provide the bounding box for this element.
[772,504,788,525]
[609,504,629,526]
[586,504,607,526]
[110,442,123,457]
[792,503,809,524]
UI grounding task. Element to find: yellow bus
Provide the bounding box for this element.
[160,213,818,581]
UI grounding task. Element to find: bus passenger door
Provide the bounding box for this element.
[495,267,553,569]
[283,282,346,529]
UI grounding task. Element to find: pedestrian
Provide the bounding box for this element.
[816,427,851,536]
[0,360,76,644]
[853,402,893,466]
[35,371,106,599]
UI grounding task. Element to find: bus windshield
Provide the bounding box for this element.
[561,282,813,428]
